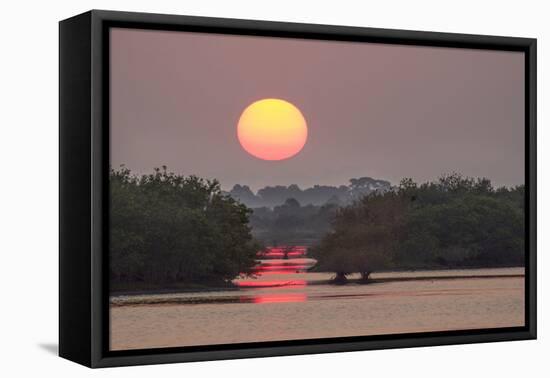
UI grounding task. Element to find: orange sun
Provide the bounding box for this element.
[237,98,308,161]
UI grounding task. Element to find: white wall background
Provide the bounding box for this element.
[0,0,547,376]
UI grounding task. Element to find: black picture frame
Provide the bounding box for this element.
[59,9,537,368]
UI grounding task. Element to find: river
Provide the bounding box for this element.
[110,266,524,350]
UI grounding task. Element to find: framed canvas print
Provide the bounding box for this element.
[59,10,536,368]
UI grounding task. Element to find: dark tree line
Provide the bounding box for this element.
[249,198,339,246]
[110,167,525,290]
[312,173,525,282]
[110,167,260,290]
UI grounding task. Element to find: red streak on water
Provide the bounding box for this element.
[255,270,305,275]
[235,246,315,305]
[257,246,308,258]
[255,264,310,271]
[235,280,306,288]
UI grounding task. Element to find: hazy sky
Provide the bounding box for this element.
[110,28,525,191]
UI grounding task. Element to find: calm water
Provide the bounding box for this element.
[110,266,524,351]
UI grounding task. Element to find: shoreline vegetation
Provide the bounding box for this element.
[110,167,524,295]
[110,166,260,290]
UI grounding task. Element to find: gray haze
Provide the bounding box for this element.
[110,28,525,191]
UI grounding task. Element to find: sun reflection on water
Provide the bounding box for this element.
[234,246,315,304]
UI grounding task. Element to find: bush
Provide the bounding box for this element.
[312,173,525,280]
[110,166,260,288]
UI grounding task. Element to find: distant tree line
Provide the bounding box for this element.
[110,167,259,290]
[312,173,525,283]
[228,176,391,208]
